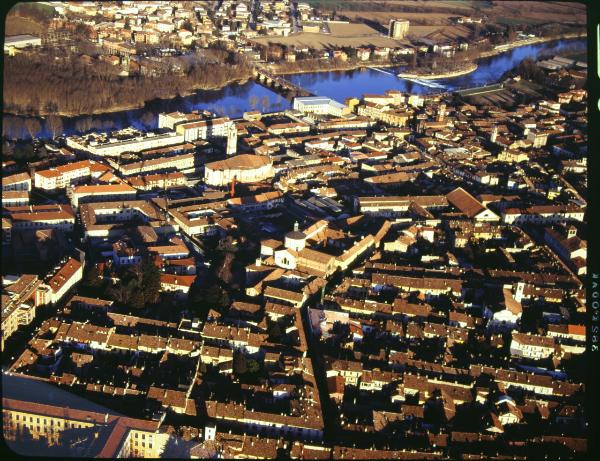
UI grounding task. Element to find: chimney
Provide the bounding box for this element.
[293,221,299,232]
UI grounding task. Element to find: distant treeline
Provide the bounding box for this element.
[305,0,474,15]
[3,50,253,118]
[8,2,56,23]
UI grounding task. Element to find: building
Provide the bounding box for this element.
[69,184,137,208]
[502,204,585,225]
[2,191,29,207]
[204,154,274,187]
[160,274,197,299]
[1,275,43,350]
[66,131,185,157]
[388,19,410,39]
[6,204,76,232]
[356,195,448,217]
[544,226,587,275]
[37,257,84,306]
[2,376,168,457]
[112,239,142,266]
[79,200,165,240]
[4,34,42,53]
[356,47,371,61]
[510,332,557,360]
[293,97,350,117]
[173,116,238,155]
[446,187,500,222]
[34,160,108,191]
[128,172,187,190]
[116,153,196,176]
[2,172,31,192]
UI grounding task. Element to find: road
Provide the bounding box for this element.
[290,1,300,34]
[212,0,224,16]
[249,0,260,30]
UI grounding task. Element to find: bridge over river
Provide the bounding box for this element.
[252,66,315,100]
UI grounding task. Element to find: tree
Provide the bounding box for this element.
[140,257,161,305]
[233,351,247,375]
[129,290,145,310]
[249,95,259,110]
[268,322,283,342]
[216,252,234,284]
[260,95,270,110]
[188,282,230,318]
[105,283,126,303]
[46,115,64,139]
[140,111,155,128]
[13,143,35,162]
[246,359,260,375]
[506,25,517,43]
[24,118,41,140]
[75,117,93,134]
[83,265,103,288]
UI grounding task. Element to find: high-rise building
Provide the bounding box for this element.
[389,19,410,39]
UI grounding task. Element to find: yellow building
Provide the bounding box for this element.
[1,275,42,350]
[3,397,169,457]
[388,19,410,39]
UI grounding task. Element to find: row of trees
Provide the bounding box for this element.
[2,114,65,140]
[310,0,473,15]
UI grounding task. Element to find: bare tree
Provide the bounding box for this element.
[46,115,64,139]
[260,95,270,110]
[249,95,259,110]
[24,118,42,140]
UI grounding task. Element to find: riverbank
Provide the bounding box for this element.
[269,32,585,80]
[5,75,251,119]
[270,60,399,77]
[479,32,586,59]
[397,63,478,80]
[3,34,586,141]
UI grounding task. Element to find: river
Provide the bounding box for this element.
[4,38,586,140]
[287,38,586,100]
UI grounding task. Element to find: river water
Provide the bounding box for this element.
[288,38,586,100]
[5,38,586,140]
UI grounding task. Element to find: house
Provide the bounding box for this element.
[2,172,31,192]
[37,258,84,306]
[446,187,500,222]
[510,332,557,359]
[160,274,197,299]
[356,47,371,61]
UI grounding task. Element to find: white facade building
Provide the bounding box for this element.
[293,97,348,117]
